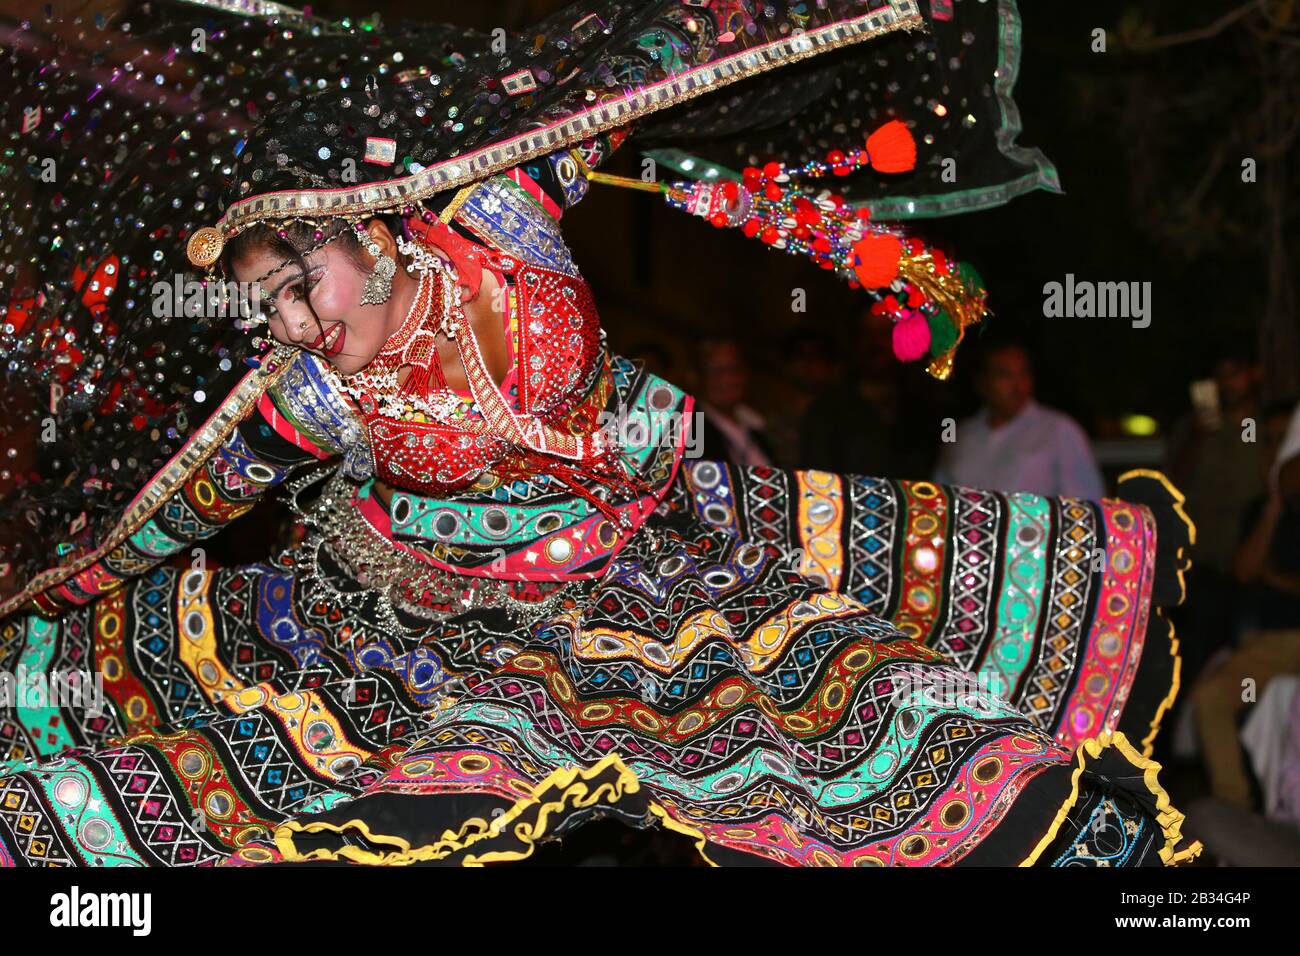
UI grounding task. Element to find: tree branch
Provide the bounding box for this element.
[1131,0,1267,50]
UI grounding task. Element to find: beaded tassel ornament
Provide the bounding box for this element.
[584,119,989,380]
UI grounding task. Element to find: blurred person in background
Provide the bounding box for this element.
[1166,344,1267,689]
[1192,398,1300,810]
[934,337,1103,498]
[799,307,934,478]
[1274,397,1300,502]
[695,336,775,468]
[1167,345,1266,577]
[1233,399,1300,635]
[766,328,840,467]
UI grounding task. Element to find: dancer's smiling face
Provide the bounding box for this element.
[229,219,416,375]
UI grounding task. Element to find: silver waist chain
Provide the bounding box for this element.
[282,466,580,636]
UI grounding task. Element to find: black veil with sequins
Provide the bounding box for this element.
[0,0,1054,595]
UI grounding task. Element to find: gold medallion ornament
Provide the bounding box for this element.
[186,226,226,268]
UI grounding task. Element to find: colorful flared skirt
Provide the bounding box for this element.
[0,464,1199,866]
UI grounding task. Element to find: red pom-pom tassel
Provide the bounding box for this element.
[852,233,903,288]
[865,119,916,174]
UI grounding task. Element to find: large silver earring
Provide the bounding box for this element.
[360,245,396,306]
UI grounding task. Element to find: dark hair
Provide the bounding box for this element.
[975,336,1033,376]
[695,336,747,371]
[627,340,673,370]
[783,327,836,357]
[1207,337,1259,372]
[698,335,743,354]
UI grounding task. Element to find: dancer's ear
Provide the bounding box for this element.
[361,218,399,266]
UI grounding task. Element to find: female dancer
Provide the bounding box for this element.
[0,0,1196,866]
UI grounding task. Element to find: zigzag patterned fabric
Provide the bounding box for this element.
[0,451,1196,867]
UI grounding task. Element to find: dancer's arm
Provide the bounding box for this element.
[14,348,352,615]
[515,129,632,216]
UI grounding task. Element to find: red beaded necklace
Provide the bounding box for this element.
[335,267,456,416]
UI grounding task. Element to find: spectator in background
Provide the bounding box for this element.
[1192,398,1300,810]
[1165,344,1266,689]
[1233,399,1300,635]
[1274,398,1300,502]
[766,328,840,467]
[934,338,1104,497]
[799,309,934,479]
[1167,345,1266,576]
[695,337,775,468]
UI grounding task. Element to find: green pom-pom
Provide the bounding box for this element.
[927,309,959,355]
[957,261,984,292]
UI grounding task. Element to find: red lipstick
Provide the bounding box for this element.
[310,323,345,357]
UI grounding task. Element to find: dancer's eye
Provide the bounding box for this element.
[281,267,323,306]
[285,274,320,304]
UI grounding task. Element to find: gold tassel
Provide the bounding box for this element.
[895,251,990,381]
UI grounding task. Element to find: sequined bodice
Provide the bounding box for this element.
[344,247,608,497]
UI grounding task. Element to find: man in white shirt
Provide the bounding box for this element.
[935,340,1104,498]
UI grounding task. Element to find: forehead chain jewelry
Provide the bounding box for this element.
[252,219,350,287]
